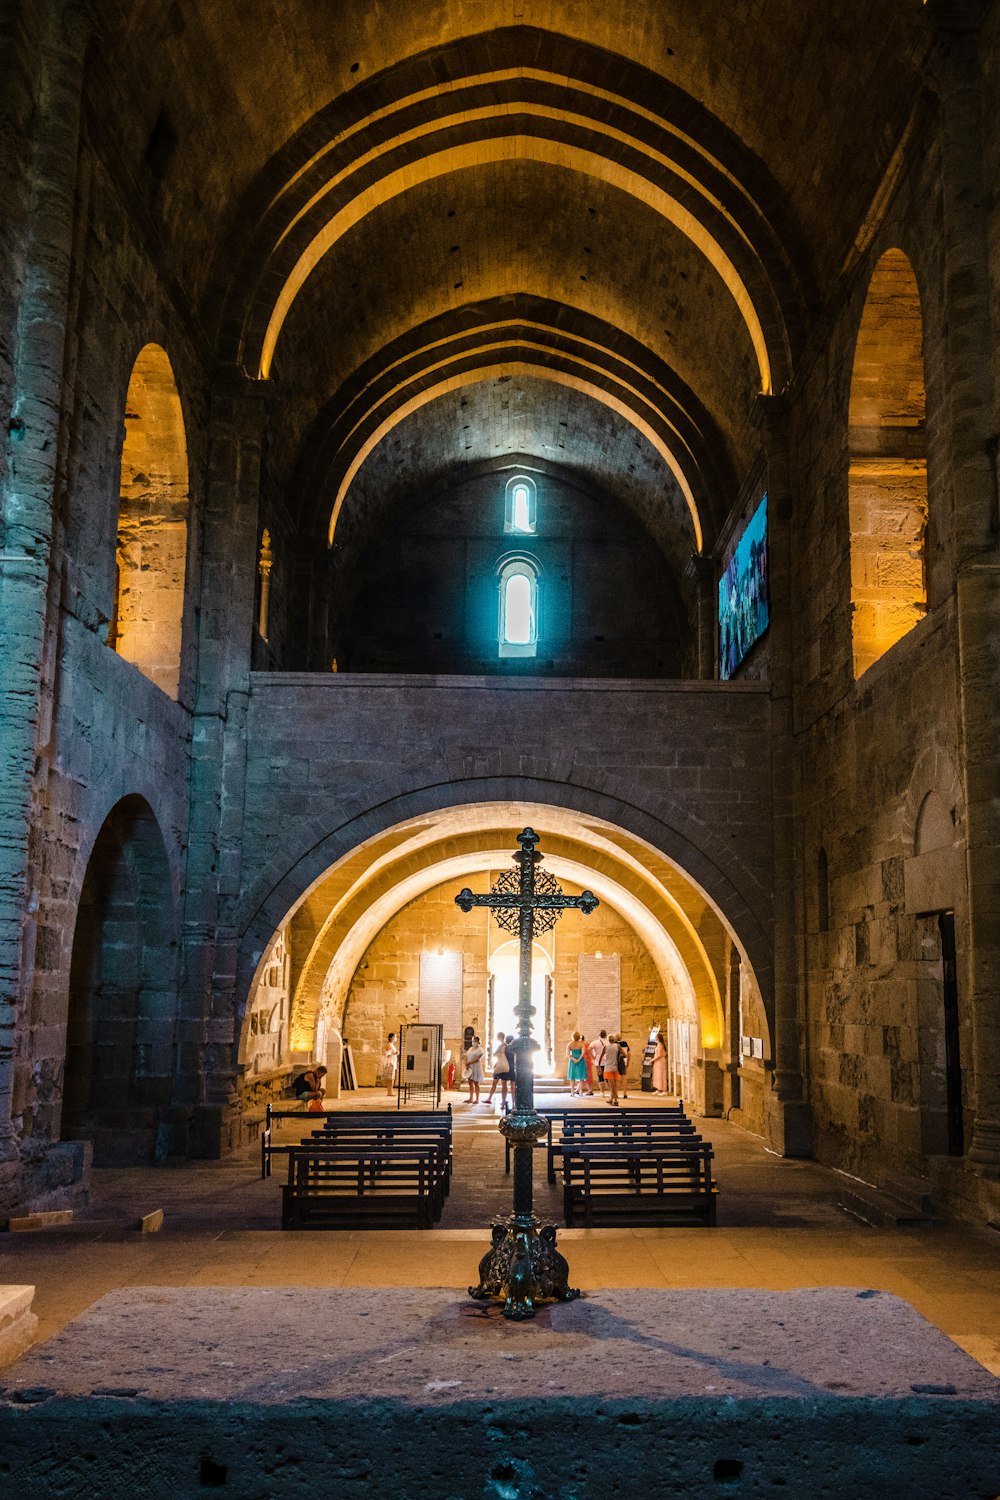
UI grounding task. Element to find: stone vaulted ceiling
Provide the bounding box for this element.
[91,0,925,566]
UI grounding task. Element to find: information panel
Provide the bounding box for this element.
[419,950,463,1034]
[578,953,620,1039]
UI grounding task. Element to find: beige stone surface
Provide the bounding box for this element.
[0,1285,38,1368]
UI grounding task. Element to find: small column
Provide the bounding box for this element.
[925,2,1000,1181]
[752,394,810,1156]
[686,552,717,679]
[178,374,266,1153]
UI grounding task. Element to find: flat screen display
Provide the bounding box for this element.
[718,494,769,680]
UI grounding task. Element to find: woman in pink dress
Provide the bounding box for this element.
[652,1031,668,1094]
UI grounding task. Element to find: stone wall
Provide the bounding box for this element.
[237,674,775,1005]
[2,65,208,1206]
[785,105,973,1192]
[335,467,689,678]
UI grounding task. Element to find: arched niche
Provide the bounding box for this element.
[848,248,927,679]
[63,795,177,1164]
[110,344,189,699]
[914,790,954,856]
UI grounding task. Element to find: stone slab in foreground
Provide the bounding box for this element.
[0,1286,37,1368]
[0,1287,997,1498]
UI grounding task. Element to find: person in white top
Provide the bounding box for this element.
[589,1030,608,1097]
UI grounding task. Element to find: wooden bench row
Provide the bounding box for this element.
[264,1108,454,1230]
[262,1106,452,1179]
[501,1102,690,1176]
[561,1143,718,1227]
[281,1144,449,1229]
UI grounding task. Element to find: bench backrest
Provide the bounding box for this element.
[565,1146,714,1194]
[290,1147,437,1191]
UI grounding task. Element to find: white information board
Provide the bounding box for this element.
[419,950,463,1034]
[402,1023,438,1086]
[578,953,620,1039]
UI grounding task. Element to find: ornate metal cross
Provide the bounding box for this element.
[455,827,598,1319]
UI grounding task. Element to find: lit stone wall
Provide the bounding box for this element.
[340,877,668,1087]
[786,117,971,1192]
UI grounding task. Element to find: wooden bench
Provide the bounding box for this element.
[262,1105,452,1178]
[548,1114,697,1183]
[562,1143,717,1227]
[281,1145,445,1229]
[504,1102,689,1176]
[307,1125,452,1196]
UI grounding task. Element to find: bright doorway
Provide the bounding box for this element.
[488,941,554,1072]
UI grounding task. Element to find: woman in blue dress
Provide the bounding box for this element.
[566,1031,588,1097]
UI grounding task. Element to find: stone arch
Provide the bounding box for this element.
[63,796,178,1164]
[233,783,772,1102]
[848,248,927,679]
[289,295,737,563]
[110,343,190,699]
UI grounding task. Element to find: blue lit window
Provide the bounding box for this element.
[504,475,537,534]
[498,557,539,657]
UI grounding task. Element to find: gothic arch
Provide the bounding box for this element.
[110,343,190,699]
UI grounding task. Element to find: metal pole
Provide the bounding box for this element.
[511,902,536,1229]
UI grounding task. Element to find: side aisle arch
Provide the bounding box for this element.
[63,796,178,1164]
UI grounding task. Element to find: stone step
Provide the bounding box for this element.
[839,1176,939,1228]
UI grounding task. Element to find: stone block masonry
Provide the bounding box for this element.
[0,1287,997,1497]
[240,673,774,952]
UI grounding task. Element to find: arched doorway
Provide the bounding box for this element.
[487,940,554,1073]
[63,797,177,1164]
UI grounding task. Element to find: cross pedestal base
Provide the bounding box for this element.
[468,1216,580,1320]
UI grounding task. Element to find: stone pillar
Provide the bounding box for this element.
[685,553,716,679]
[925,2,1000,1186]
[722,941,742,1114]
[177,376,266,1155]
[752,394,811,1155]
[0,0,92,1203]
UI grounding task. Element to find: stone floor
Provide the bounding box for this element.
[3,1089,1000,1380]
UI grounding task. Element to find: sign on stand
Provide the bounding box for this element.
[398,1023,443,1106]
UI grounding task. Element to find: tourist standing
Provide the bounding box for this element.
[603,1035,621,1105]
[382,1033,399,1096]
[618,1037,631,1098]
[581,1035,596,1094]
[487,1031,510,1106]
[589,1030,608,1097]
[464,1035,485,1104]
[566,1032,588,1097]
[652,1030,668,1094]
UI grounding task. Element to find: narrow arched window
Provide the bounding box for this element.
[504,572,533,643]
[504,475,537,534]
[848,249,927,678]
[112,343,189,699]
[498,557,539,657]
